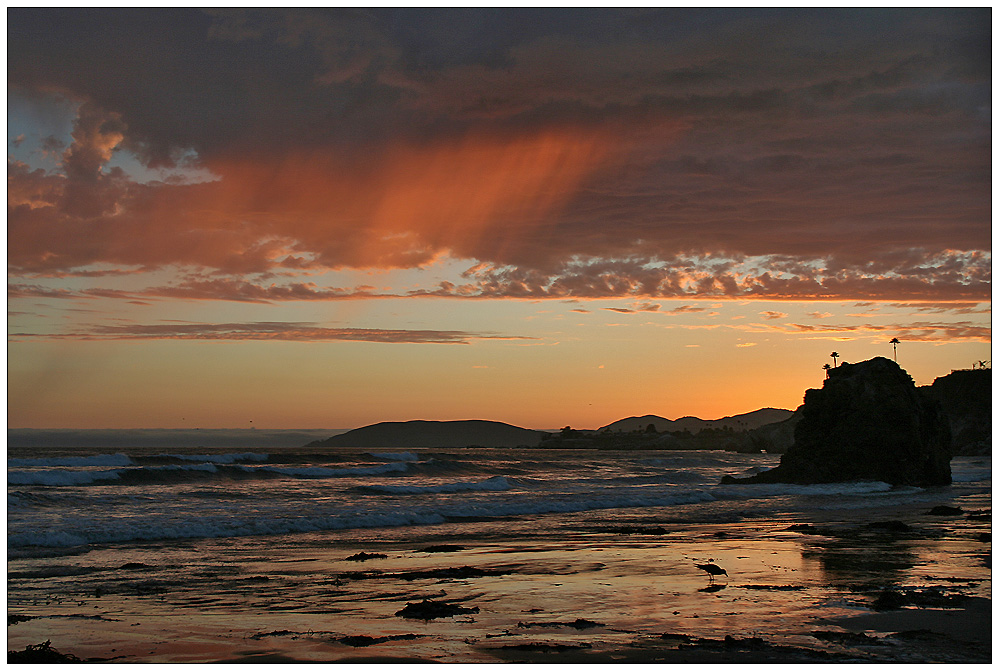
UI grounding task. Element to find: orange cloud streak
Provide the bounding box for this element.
[195,128,621,270]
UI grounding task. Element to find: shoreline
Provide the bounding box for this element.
[8,491,991,664]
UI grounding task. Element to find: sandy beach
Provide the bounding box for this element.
[8,483,990,664]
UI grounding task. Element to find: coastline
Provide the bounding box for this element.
[8,488,991,664]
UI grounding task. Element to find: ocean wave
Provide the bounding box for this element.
[950,469,992,483]
[363,475,513,494]
[7,509,449,549]
[160,452,269,464]
[8,468,126,486]
[439,489,718,520]
[369,451,421,462]
[240,462,413,478]
[7,460,413,487]
[7,453,133,468]
[7,485,717,549]
[715,480,896,498]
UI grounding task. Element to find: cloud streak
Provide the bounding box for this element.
[10,321,537,345]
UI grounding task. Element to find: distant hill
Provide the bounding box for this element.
[599,408,794,434]
[307,420,545,448]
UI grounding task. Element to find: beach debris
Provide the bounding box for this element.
[517,618,604,630]
[721,635,767,650]
[659,633,693,643]
[417,544,465,553]
[926,505,964,516]
[8,640,81,663]
[696,563,728,582]
[248,629,348,642]
[599,525,670,535]
[7,614,35,626]
[812,630,885,646]
[498,642,593,652]
[741,584,806,591]
[871,587,966,611]
[395,599,480,620]
[118,562,155,570]
[336,570,382,582]
[392,565,513,581]
[345,552,388,562]
[337,633,422,648]
[865,521,911,533]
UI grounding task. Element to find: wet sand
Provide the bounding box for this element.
[8,491,991,663]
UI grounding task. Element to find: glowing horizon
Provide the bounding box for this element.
[8,9,991,430]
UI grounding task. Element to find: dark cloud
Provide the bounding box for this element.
[7,8,991,303]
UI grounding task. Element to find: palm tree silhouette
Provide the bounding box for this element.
[830,351,839,367]
[823,363,832,378]
[889,338,900,362]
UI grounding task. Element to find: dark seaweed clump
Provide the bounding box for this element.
[8,641,81,663]
[395,599,479,620]
[345,552,388,562]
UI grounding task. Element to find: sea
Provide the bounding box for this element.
[7,444,992,557]
[6,441,993,662]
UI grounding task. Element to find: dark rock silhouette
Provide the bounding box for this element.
[307,420,544,448]
[723,357,951,486]
[922,368,991,455]
[741,406,802,453]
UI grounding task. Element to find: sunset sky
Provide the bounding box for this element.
[8,8,991,430]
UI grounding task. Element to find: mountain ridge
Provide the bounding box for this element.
[306,408,796,449]
[598,408,794,434]
[306,419,546,448]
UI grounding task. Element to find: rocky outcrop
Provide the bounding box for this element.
[922,368,991,456]
[723,357,951,486]
[741,407,803,453]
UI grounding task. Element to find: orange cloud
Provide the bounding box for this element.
[9,126,625,275]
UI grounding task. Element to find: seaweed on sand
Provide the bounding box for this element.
[8,640,81,663]
[345,552,388,562]
[338,633,423,647]
[418,545,465,553]
[395,599,480,620]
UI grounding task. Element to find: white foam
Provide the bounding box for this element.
[7,454,133,468]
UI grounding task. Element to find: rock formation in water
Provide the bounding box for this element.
[723,357,951,486]
[922,368,991,456]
